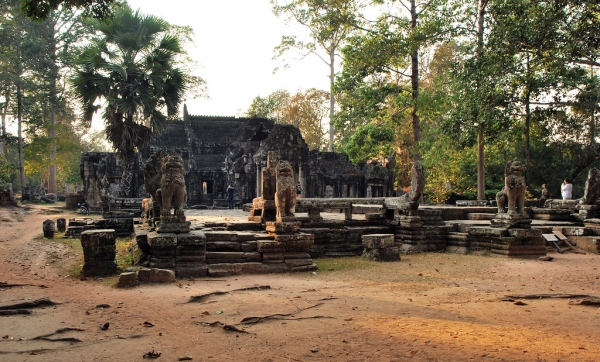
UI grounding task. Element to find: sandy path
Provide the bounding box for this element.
[1,205,600,361]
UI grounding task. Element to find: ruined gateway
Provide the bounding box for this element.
[81,107,395,209]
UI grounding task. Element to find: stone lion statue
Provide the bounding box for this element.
[157,152,186,217]
[496,159,526,214]
[275,160,296,219]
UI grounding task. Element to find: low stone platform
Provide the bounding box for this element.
[134,228,317,277]
[467,227,546,257]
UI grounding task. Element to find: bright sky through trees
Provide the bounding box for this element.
[126,0,330,118]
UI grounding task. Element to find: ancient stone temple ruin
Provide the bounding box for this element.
[80,107,395,210]
[134,150,317,277]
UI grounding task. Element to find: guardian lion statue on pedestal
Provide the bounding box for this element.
[275,160,296,219]
[496,159,526,214]
[157,152,186,217]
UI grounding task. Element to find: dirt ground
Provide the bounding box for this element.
[1,205,600,362]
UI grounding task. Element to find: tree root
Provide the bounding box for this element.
[502,293,599,300]
[0,309,32,316]
[0,298,60,310]
[193,321,251,334]
[187,285,271,303]
[240,303,326,325]
[32,327,85,342]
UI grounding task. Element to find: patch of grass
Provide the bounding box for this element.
[116,236,135,270]
[310,253,499,290]
[68,264,82,277]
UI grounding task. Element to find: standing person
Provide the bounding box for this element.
[227,184,236,209]
[561,179,573,200]
[296,182,302,199]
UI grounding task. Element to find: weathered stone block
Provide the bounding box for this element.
[507,228,542,239]
[204,231,242,242]
[175,265,208,278]
[83,245,116,262]
[136,231,150,254]
[241,262,267,274]
[284,259,313,267]
[56,218,66,232]
[257,241,287,253]
[42,220,56,239]
[284,252,311,259]
[206,241,242,252]
[82,260,118,277]
[138,268,176,283]
[243,252,262,262]
[208,263,242,277]
[205,252,245,260]
[117,272,139,288]
[226,222,263,231]
[265,221,302,234]
[285,239,314,252]
[467,227,508,238]
[260,263,289,273]
[262,252,284,261]
[241,241,257,252]
[156,221,190,234]
[362,234,394,249]
[176,231,206,246]
[147,232,177,248]
[560,227,592,236]
[273,233,315,242]
[81,229,116,247]
[364,247,400,262]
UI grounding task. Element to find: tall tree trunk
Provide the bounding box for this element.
[0,112,6,156]
[524,54,531,185]
[48,103,57,194]
[476,0,487,200]
[0,92,7,156]
[410,0,421,162]
[47,18,58,194]
[328,47,335,152]
[17,83,25,188]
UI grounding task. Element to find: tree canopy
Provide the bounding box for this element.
[20,0,118,20]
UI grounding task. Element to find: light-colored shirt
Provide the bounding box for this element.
[561,183,572,199]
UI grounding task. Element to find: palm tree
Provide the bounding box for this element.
[72,5,186,197]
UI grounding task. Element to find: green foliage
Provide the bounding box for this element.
[72,4,189,152]
[20,0,118,21]
[0,154,16,189]
[245,88,330,150]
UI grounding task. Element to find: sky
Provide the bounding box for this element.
[126,0,331,118]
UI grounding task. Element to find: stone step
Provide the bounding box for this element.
[467,213,495,220]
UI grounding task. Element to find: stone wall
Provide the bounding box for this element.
[80,107,396,208]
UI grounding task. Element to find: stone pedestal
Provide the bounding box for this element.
[393,215,426,252]
[56,218,66,232]
[467,227,546,257]
[43,219,56,238]
[491,212,532,229]
[263,220,317,272]
[81,229,118,276]
[362,234,400,262]
[156,215,190,233]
